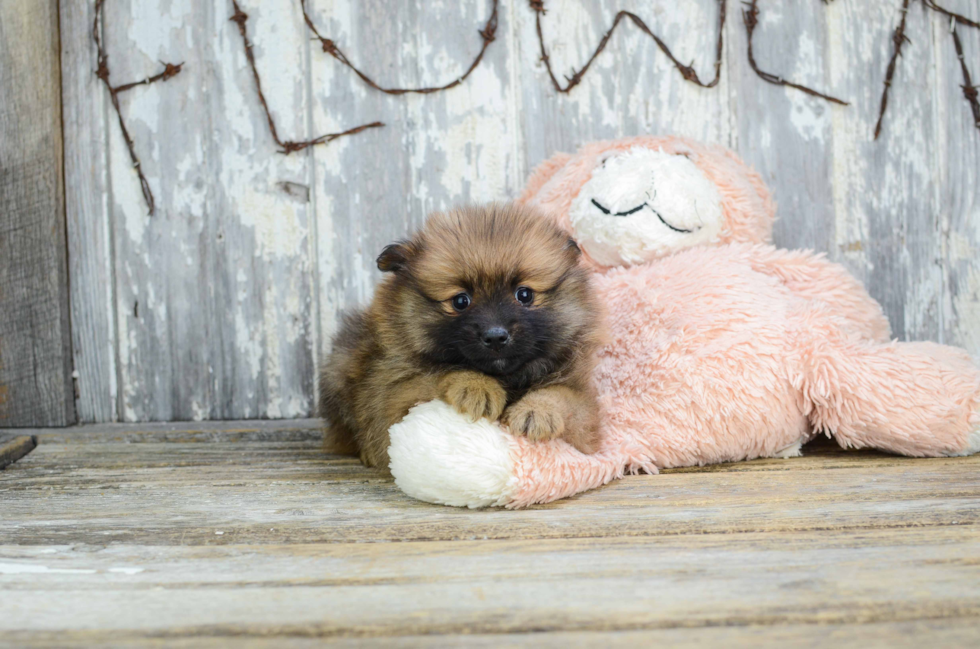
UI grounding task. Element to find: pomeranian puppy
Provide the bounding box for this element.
[318,203,602,471]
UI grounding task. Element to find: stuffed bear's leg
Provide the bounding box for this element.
[799,335,980,457]
[745,246,892,343]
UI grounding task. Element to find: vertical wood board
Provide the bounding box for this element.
[58,0,980,422]
[61,0,117,423]
[0,0,74,427]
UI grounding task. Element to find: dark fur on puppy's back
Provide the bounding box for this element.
[319,203,602,470]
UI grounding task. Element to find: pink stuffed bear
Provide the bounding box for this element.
[388,136,980,508]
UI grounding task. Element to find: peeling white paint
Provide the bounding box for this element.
[108,116,149,246]
[73,0,980,423]
[787,32,830,143]
[126,0,187,64]
[235,187,307,261]
[953,267,980,356]
[235,309,262,384]
[0,563,96,575]
[108,566,145,575]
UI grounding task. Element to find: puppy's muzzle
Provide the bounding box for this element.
[481,326,511,351]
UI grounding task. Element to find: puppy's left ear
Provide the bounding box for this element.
[565,237,582,256]
[377,241,412,273]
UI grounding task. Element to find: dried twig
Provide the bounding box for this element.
[529,0,727,93]
[951,27,980,130]
[923,0,980,131]
[742,0,848,105]
[874,0,912,140]
[923,0,980,30]
[94,0,185,215]
[112,62,183,93]
[230,0,383,154]
[300,0,499,95]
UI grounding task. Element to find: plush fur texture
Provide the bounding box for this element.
[389,400,517,508]
[318,203,603,472]
[390,136,980,509]
[520,136,776,268]
[567,147,725,266]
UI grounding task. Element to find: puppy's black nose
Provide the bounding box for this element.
[482,326,510,349]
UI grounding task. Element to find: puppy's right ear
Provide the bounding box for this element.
[377,242,411,273]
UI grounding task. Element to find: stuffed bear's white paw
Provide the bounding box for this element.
[388,400,518,508]
[772,440,803,459]
[946,418,980,457]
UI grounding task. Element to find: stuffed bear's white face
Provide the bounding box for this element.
[568,147,724,266]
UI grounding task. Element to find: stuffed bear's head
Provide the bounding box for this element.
[518,137,776,268]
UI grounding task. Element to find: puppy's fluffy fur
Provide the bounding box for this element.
[319,203,602,471]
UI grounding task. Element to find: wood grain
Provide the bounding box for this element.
[2,528,979,636]
[727,0,839,254]
[3,427,979,546]
[3,620,979,648]
[516,0,733,166]
[0,435,37,469]
[60,0,980,421]
[60,0,116,423]
[309,0,523,374]
[0,423,978,644]
[826,1,945,342]
[934,2,980,354]
[0,0,74,427]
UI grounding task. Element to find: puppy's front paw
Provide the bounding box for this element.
[439,371,507,422]
[504,392,566,443]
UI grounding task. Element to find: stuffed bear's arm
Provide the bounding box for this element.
[388,401,519,508]
[388,399,649,509]
[738,243,892,343]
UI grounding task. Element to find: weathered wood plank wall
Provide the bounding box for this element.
[61,0,980,423]
[0,0,75,427]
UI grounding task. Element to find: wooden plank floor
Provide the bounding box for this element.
[1,421,978,647]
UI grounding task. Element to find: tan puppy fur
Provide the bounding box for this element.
[318,204,602,471]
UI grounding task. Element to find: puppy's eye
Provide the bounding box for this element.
[515,287,534,306]
[451,293,471,312]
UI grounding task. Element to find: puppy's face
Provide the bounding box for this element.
[378,205,594,379]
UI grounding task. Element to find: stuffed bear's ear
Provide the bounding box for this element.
[517,152,573,205]
[377,242,412,272]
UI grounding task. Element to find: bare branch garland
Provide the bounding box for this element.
[230,1,383,154]
[874,0,912,140]
[95,0,980,215]
[300,0,500,95]
[923,1,980,132]
[923,0,980,29]
[875,0,980,138]
[951,27,980,131]
[529,0,726,92]
[742,0,848,105]
[93,0,184,215]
